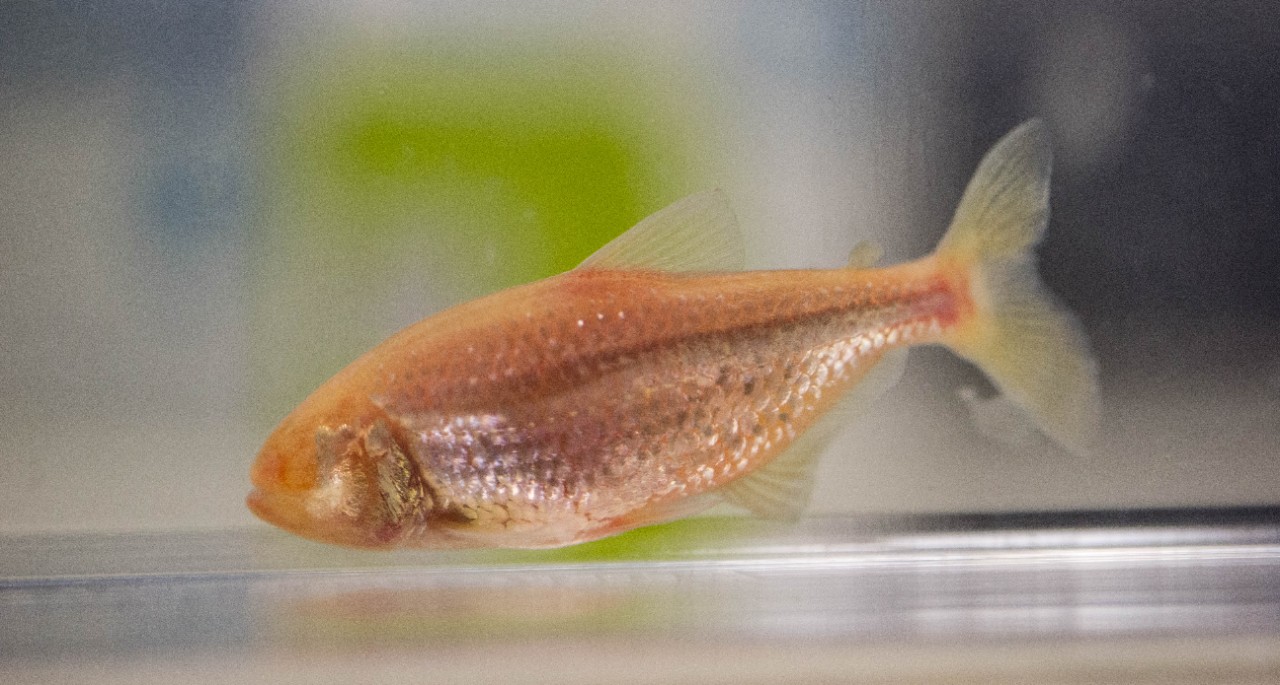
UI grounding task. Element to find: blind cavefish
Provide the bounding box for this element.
[248,121,1099,549]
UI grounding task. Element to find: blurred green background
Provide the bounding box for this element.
[251,41,709,416]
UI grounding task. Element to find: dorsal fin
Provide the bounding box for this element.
[846,240,884,268]
[576,190,745,272]
[719,348,908,520]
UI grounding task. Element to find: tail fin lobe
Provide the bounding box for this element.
[938,120,1100,454]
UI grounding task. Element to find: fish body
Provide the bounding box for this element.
[248,121,1099,549]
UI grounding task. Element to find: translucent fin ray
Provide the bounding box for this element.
[936,119,1052,260]
[846,240,885,268]
[720,349,908,521]
[935,119,1101,454]
[576,190,745,272]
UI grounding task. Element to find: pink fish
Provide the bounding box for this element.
[248,121,1098,549]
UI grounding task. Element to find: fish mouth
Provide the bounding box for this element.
[246,484,388,549]
[245,487,274,522]
[246,447,303,533]
[246,487,316,540]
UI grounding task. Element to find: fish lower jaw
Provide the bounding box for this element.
[246,488,392,549]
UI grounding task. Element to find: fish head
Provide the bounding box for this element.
[248,413,431,549]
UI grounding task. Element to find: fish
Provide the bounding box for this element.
[247,120,1099,549]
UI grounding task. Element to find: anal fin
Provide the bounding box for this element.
[719,348,908,521]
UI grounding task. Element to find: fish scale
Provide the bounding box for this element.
[366,268,954,545]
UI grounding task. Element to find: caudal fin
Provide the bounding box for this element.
[936,120,1100,454]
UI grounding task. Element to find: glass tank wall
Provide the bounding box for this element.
[1,1,1277,681]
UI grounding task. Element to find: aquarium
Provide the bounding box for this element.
[2,1,1278,682]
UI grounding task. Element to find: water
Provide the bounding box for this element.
[2,2,1279,681]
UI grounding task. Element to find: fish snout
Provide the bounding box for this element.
[250,429,318,493]
[247,426,324,538]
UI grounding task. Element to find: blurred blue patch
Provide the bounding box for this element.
[0,0,254,249]
[0,0,251,83]
[145,152,244,246]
